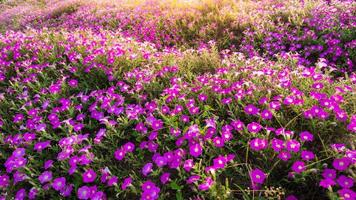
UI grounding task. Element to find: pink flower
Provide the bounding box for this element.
[291,161,305,174]
[121,177,132,190]
[250,168,266,184]
[77,186,91,200]
[333,157,351,171]
[52,177,66,191]
[247,122,262,133]
[189,143,202,157]
[82,169,97,183]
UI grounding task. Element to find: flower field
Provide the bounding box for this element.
[0,0,355,199]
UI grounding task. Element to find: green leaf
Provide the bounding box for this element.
[169,181,182,190]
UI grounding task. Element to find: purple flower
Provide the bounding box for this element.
[123,142,135,152]
[322,169,336,179]
[247,122,262,133]
[114,149,126,161]
[151,119,163,130]
[60,184,73,197]
[250,168,266,184]
[82,169,97,183]
[319,178,336,188]
[28,188,38,199]
[271,138,284,152]
[13,114,24,123]
[154,156,167,168]
[77,186,91,200]
[107,176,118,186]
[278,151,291,161]
[261,109,273,120]
[15,188,26,200]
[338,188,356,200]
[186,175,200,184]
[244,104,259,115]
[141,180,160,200]
[0,175,9,188]
[189,143,202,157]
[285,140,300,153]
[68,79,78,87]
[160,172,170,184]
[44,160,54,169]
[299,131,314,142]
[121,177,132,190]
[213,136,225,148]
[12,148,26,158]
[183,159,194,172]
[301,150,315,161]
[34,141,51,152]
[198,177,214,191]
[291,161,306,174]
[38,171,52,184]
[333,157,351,171]
[142,163,153,176]
[52,177,66,191]
[285,195,298,200]
[250,138,268,151]
[337,175,354,189]
[213,155,227,169]
[231,120,244,131]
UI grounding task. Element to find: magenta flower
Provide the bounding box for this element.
[299,131,314,142]
[278,151,291,161]
[82,169,97,183]
[213,155,227,169]
[333,157,351,171]
[154,156,167,168]
[301,150,315,161]
[261,109,273,120]
[250,168,266,184]
[187,175,200,184]
[123,142,135,152]
[322,168,337,179]
[231,120,244,131]
[244,104,259,115]
[77,186,91,200]
[142,163,153,176]
[247,122,262,133]
[68,79,78,87]
[189,143,202,157]
[338,188,356,200]
[319,178,336,188]
[285,140,300,153]
[291,161,306,174]
[337,175,354,188]
[271,138,284,152]
[34,141,51,152]
[151,119,163,130]
[213,136,225,148]
[38,171,52,184]
[198,177,214,191]
[0,175,9,188]
[52,177,66,191]
[121,177,132,190]
[141,180,160,200]
[285,195,298,200]
[15,188,26,200]
[250,138,268,151]
[160,172,170,184]
[107,176,118,186]
[183,159,194,172]
[114,149,126,161]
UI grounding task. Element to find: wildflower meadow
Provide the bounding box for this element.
[0,0,355,199]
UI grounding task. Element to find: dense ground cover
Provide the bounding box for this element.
[0,0,355,199]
